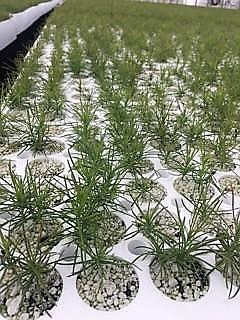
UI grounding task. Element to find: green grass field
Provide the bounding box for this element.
[0,0,49,21]
[51,0,240,57]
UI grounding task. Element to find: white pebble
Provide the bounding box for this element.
[49,287,57,295]
[6,295,22,316]
[19,313,29,320]
[113,298,119,306]
[168,278,178,288]
[97,293,103,303]
[107,299,112,306]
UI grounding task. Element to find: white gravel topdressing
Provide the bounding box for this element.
[150,260,209,302]
[76,259,139,311]
[126,177,167,203]
[0,268,63,320]
[219,175,240,195]
[0,160,16,177]
[173,176,215,200]
[28,158,65,177]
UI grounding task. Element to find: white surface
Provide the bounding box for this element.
[0,0,62,51]
[49,35,240,320]
[42,83,240,320]
[37,261,240,320]
[1,25,240,320]
[51,37,240,320]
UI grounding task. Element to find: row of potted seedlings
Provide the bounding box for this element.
[0,145,240,319]
[0,7,240,320]
[0,92,239,316]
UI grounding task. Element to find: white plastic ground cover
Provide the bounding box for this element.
[136,0,240,8]
[50,35,240,320]
[0,156,239,320]
[38,163,240,320]
[0,29,240,320]
[42,63,240,320]
[0,0,63,51]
